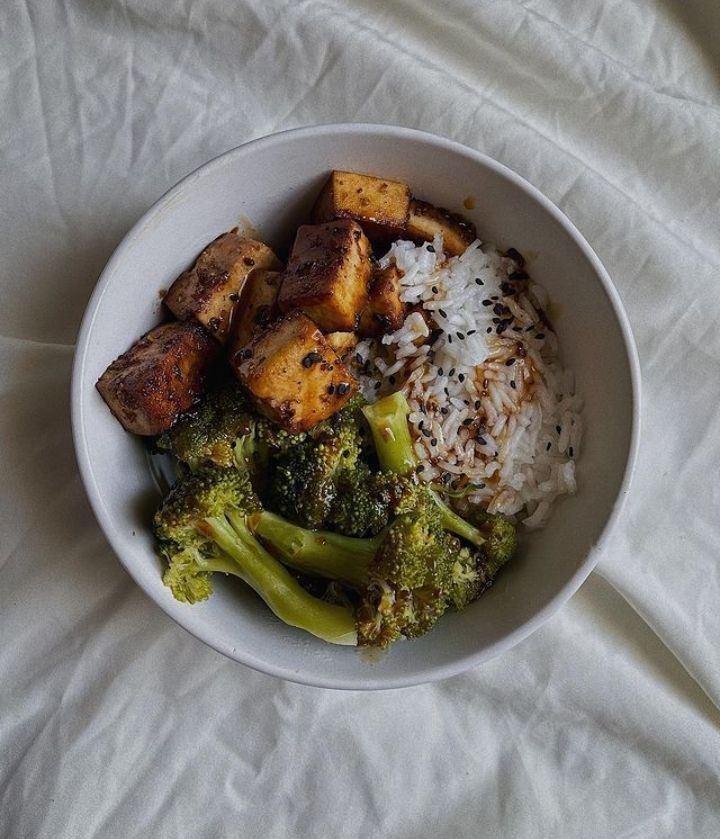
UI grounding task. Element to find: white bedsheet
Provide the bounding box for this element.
[2,1,719,836]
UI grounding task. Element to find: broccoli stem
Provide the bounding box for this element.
[362,391,418,476]
[204,514,358,646]
[363,391,485,548]
[247,510,380,588]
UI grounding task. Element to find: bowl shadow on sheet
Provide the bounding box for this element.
[659,0,720,83]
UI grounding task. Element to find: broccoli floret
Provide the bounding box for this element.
[266,401,366,530]
[153,466,357,645]
[362,391,489,549]
[156,377,252,470]
[445,507,517,610]
[249,486,458,647]
[326,467,402,537]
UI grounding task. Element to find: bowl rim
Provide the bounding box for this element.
[71,123,641,690]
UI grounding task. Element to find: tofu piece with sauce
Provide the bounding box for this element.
[232,312,357,433]
[164,230,282,344]
[312,170,411,241]
[325,331,359,359]
[277,220,371,333]
[227,268,282,357]
[359,264,406,338]
[406,199,476,256]
[96,321,218,436]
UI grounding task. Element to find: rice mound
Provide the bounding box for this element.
[353,234,582,529]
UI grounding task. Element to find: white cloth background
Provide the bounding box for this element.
[2,1,719,836]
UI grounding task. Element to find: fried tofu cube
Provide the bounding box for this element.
[312,170,411,240]
[96,322,218,436]
[227,269,282,357]
[164,230,282,344]
[406,199,476,256]
[232,312,357,432]
[359,264,406,338]
[325,331,359,359]
[277,220,371,332]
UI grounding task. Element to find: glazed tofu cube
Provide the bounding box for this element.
[96,322,218,436]
[164,230,282,344]
[325,331,359,359]
[359,264,406,338]
[227,269,282,357]
[232,312,357,432]
[406,199,476,256]
[312,170,411,240]
[277,220,371,332]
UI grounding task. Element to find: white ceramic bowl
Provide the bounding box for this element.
[72,124,640,690]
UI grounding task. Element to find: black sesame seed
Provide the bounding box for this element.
[337,382,350,395]
[302,351,322,368]
[546,442,552,451]
[418,420,424,430]
[482,299,492,307]
[493,303,506,316]
[388,375,396,385]
[513,326,522,332]
[492,317,501,324]
[505,357,516,366]
[491,295,499,301]
[416,464,425,472]
[536,332,545,339]
[438,368,444,376]
[427,244,435,253]
[442,472,452,483]
[457,332,465,340]
[448,368,456,377]
[448,335,453,344]
[506,247,525,266]
[327,384,335,395]
[467,329,477,335]
[430,438,438,447]
[474,400,481,409]
[478,437,487,445]
[374,381,381,390]
[431,286,439,294]
[510,381,517,389]
[496,323,505,334]
[510,270,529,281]
[569,446,574,457]
[462,418,473,426]
[444,387,449,396]
[440,407,449,415]
[458,373,465,382]
[556,425,561,433]
[475,278,484,285]
[486,327,492,333]
[525,324,535,332]
[438,308,447,318]
[477,483,486,489]
[464,399,470,405]
[422,429,431,438]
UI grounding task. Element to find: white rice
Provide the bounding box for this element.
[353,235,582,529]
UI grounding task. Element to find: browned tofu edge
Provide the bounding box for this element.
[95,321,218,435]
[312,170,411,240]
[231,311,357,432]
[406,199,477,255]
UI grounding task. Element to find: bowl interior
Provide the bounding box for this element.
[73,126,637,689]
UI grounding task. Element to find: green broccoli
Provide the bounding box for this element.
[266,400,366,530]
[153,466,357,645]
[249,486,459,647]
[362,390,518,597]
[362,392,490,549]
[155,377,253,470]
